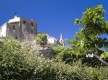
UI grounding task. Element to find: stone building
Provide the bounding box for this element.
[0,15,37,42]
[47,34,64,46]
[47,36,58,46]
[37,32,64,46]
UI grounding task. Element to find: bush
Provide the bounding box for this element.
[35,33,47,47]
[33,59,108,80]
[0,40,108,80]
[0,40,35,80]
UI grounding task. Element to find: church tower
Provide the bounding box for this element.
[59,34,64,46]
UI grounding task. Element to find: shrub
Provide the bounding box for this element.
[0,40,35,80]
[35,33,47,47]
[1,40,108,80]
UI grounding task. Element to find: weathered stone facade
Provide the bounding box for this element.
[0,15,37,42]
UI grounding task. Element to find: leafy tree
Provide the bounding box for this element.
[53,46,77,62]
[68,5,108,55]
[36,33,47,46]
[0,40,35,80]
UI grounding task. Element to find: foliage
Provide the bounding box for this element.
[1,5,108,80]
[52,46,88,63]
[0,39,35,80]
[1,40,108,79]
[75,5,108,48]
[36,33,47,46]
[32,56,108,80]
[100,51,108,59]
[52,46,98,66]
[67,5,108,56]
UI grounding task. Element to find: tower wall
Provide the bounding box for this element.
[20,18,37,42]
[5,16,37,42]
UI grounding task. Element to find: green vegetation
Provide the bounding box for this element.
[0,40,37,80]
[67,5,108,54]
[53,46,77,62]
[36,33,47,46]
[0,40,108,80]
[1,5,108,80]
[53,5,108,67]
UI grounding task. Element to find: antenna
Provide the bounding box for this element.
[14,12,17,18]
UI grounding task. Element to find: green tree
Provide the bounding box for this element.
[53,46,77,62]
[0,40,35,80]
[68,5,108,54]
[36,33,47,46]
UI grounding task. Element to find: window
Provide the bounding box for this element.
[31,22,33,26]
[13,25,15,30]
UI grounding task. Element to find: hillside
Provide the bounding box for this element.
[0,39,108,80]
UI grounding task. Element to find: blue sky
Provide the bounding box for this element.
[0,0,108,42]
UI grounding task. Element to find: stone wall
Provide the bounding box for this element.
[6,18,37,42]
[24,41,55,58]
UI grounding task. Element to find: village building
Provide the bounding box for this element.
[47,36,58,46]
[59,34,64,46]
[47,34,64,46]
[0,15,37,42]
[0,15,64,46]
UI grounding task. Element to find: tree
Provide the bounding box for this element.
[53,46,77,62]
[36,33,47,46]
[68,5,108,52]
[0,40,35,79]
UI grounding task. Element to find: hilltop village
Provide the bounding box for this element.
[1,5,108,80]
[0,15,64,46]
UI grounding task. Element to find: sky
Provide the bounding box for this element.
[0,0,108,42]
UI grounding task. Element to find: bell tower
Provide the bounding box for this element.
[59,34,64,46]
